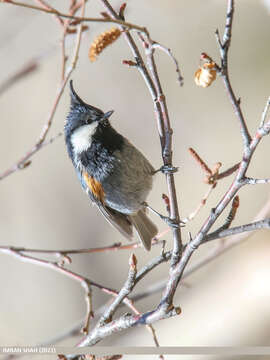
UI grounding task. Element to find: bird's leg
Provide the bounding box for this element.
[142,202,184,228]
[153,165,178,175]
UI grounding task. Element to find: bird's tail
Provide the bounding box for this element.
[131,210,158,251]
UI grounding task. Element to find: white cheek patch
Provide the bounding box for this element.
[71,122,98,153]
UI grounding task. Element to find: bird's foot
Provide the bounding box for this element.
[154,165,178,175]
[142,202,184,228]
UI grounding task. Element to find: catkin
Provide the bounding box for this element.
[89,27,121,62]
[194,62,217,88]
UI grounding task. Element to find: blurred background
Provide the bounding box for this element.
[0,0,270,359]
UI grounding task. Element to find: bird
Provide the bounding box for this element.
[64,80,158,250]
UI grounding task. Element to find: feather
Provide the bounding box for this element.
[130,210,158,251]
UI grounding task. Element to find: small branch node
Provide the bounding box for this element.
[118,2,126,20]
[162,193,171,214]
[122,59,137,67]
[18,160,32,169]
[129,253,137,271]
[174,306,182,315]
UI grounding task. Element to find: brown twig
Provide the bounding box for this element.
[0,246,152,336]
[182,184,216,223]
[0,61,38,96]
[217,162,240,179]
[0,237,165,258]
[189,148,240,182]
[185,150,225,222]
[1,0,147,33]
[0,0,85,181]
[35,0,64,26]
[188,147,212,176]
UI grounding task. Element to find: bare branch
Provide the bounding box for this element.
[189,147,212,176]
[216,0,251,149]
[206,196,239,237]
[182,184,216,223]
[217,162,240,179]
[35,0,64,26]
[0,238,165,258]
[0,0,86,181]
[245,177,270,185]
[205,218,270,242]
[99,0,182,266]
[1,0,147,33]
[82,285,94,335]
[260,96,270,128]
[0,61,38,96]
[152,42,184,86]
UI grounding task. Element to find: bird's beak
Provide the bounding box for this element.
[102,110,114,120]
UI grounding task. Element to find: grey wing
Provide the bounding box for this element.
[96,202,133,240]
[76,168,133,240]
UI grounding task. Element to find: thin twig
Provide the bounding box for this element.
[244,177,270,185]
[259,96,270,128]
[152,42,183,86]
[206,196,239,237]
[0,0,85,181]
[98,0,182,266]
[98,253,137,326]
[137,24,182,267]
[35,0,64,26]
[0,238,165,258]
[189,147,212,175]
[0,61,38,96]
[1,0,147,33]
[217,162,240,179]
[216,0,251,149]
[182,184,216,223]
[82,285,94,335]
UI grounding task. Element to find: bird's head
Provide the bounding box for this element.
[65,80,114,134]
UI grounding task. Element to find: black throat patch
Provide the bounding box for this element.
[79,123,124,180]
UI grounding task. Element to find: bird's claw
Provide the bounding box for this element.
[160,215,182,228]
[154,165,179,175]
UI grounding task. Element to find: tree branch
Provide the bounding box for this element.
[0,0,85,181]
[216,0,251,149]
[1,0,147,33]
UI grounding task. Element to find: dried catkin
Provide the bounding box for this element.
[194,62,217,88]
[89,27,121,62]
